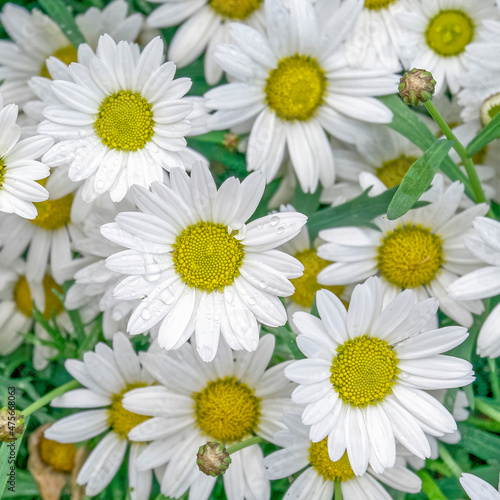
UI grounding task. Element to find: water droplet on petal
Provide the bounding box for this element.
[270,216,280,226]
[141,309,151,320]
[258,280,267,289]
[277,226,285,234]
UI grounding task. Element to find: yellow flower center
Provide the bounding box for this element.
[31,192,73,231]
[472,145,487,165]
[425,10,474,57]
[375,155,418,188]
[377,225,443,289]
[172,221,244,293]
[193,376,261,443]
[39,434,76,473]
[13,275,64,319]
[330,336,399,407]
[40,46,79,79]
[364,0,395,10]
[94,90,155,152]
[291,249,345,308]
[265,55,327,122]
[309,440,355,482]
[209,0,263,19]
[480,93,500,127]
[0,157,5,189]
[107,383,151,440]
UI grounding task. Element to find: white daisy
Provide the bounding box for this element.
[285,277,474,476]
[460,473,500,500]
[317,175,488,327]
[101,162,307,362]
[263,407,422,499]
[122,334,294,500]
[205,0,399,193]
[38,34,207,203]
[147,0,266,85]
[397,0,498,95]
[0,0,144,105]
[44,332,154,499]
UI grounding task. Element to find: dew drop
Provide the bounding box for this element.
[141,309,151,320]
[258,280,267,289]
[277,226,285,234]
[270,216,280,226]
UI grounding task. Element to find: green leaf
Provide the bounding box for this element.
[416,470,448,500]
[387,139,453,220]
[458,423,500,462]
[292,182,322,217]
[467,112,500,157]
[38,0,86,48]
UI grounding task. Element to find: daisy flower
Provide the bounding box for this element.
[146,0,265,85]
[101,162,307,362]
[122,334,294,500]
[263,407,422,499]
[460,473,500,500]
[205,0,399,193]
[449,217,500,358]
[0,0,143,105]
[397,0,498,95]
[38,35,206,203]
[285,277,474,476]
[317,175,488,327]
[44,332,155,499]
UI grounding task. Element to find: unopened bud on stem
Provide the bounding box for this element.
[399,68,436,106]
[196,441,231,477]
[0,407,25,442]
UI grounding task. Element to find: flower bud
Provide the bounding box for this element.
[0,407,25,442]
[398,68,436,106]
[196,441,232,477]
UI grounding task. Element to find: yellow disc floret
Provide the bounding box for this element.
[265,55,327,122]
[375,155,418,188]
[31,193,73,231]
[193,377,261,443]
[13,274,63,319]
[39,434,76,473]
[107,383,151,440]
[172,222,244,293]
[0,157,5,189]
[330,335,399,407]
[40,46,78,79]
[377,225,443,289]
[309,440,355,482]
[94,90,155,151]
[425,10,474,57]
[209,0,263,20]
[480,93,500,127]
[291,249,345,308]
[364,0,395,10]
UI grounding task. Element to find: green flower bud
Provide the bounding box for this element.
[398,68,436,106]
[0,407,25,442]
[196,441,232,477]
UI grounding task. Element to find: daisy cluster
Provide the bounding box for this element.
[2,0,500,499]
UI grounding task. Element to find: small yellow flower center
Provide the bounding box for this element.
[364,0,395,10]
[0,157,5,189]
[13,275,64,319]
[377,225,443,289]
[107,383,151,440]
[309,440,355,482]
[472,145,488,165]
[425,10,474,57]
[209,0,263,20]
[480,93,500,127]
[39,434,76,473]
[172,221,244,293]
[265,55,327,122]
[330,336,399,407]
[40,46,79,79]
[375,155,418,188]
[31,192,73,231]
[291,249,345,308]
[193,377,261,443]
[94,90,155,152]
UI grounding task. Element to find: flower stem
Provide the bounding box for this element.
[22,380,80,417]
[438,443,462,478]
[488,358,500,400]
[334,481,343,499]
[475,397,500,423]
[226,436,264,455]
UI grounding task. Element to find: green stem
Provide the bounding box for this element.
[22,380,79,417]
[334,481,343,500]
[226,436,264,455]
[475,397,500,424]
[488,358,500,400]
[438,443,462,478]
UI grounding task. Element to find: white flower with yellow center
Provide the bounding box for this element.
[0,0,143,106]
[460,473,500,500]
[38,34,207,203]
[317,175,488,327]
[263,407,422,499]
[122,334,293,500]
[101,162,307,362]
[205,0,399,193]
[397,0,498,95]
[44,333,154,499]
[147,0,265,85]
[285,277,473,476]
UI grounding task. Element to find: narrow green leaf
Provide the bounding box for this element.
[417,470,448,500]
[292,182,322,217]
[467,112,500,157]
[387,139,453,220]
[38,0,85,48]
[458,423,500,462]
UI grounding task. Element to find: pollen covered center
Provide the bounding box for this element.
[309,440,355,482]
[377,225,443,289]
[364,0,396,10]
[94,90,155,152]
[31,193,73,231]
[265,55,327,121]
[330,335,399,407]
[376,155,418,188]
[291,249,345,308]
[40,46,79,79]
[209,0,263,19]
[425,10,474,57]
[193,376,261,443]
[0,157,6,189]
[173,221,244,293]
[13,274,63,319]
[480,92,500,127]
[39,433,76,473]
[108,383,151,440]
